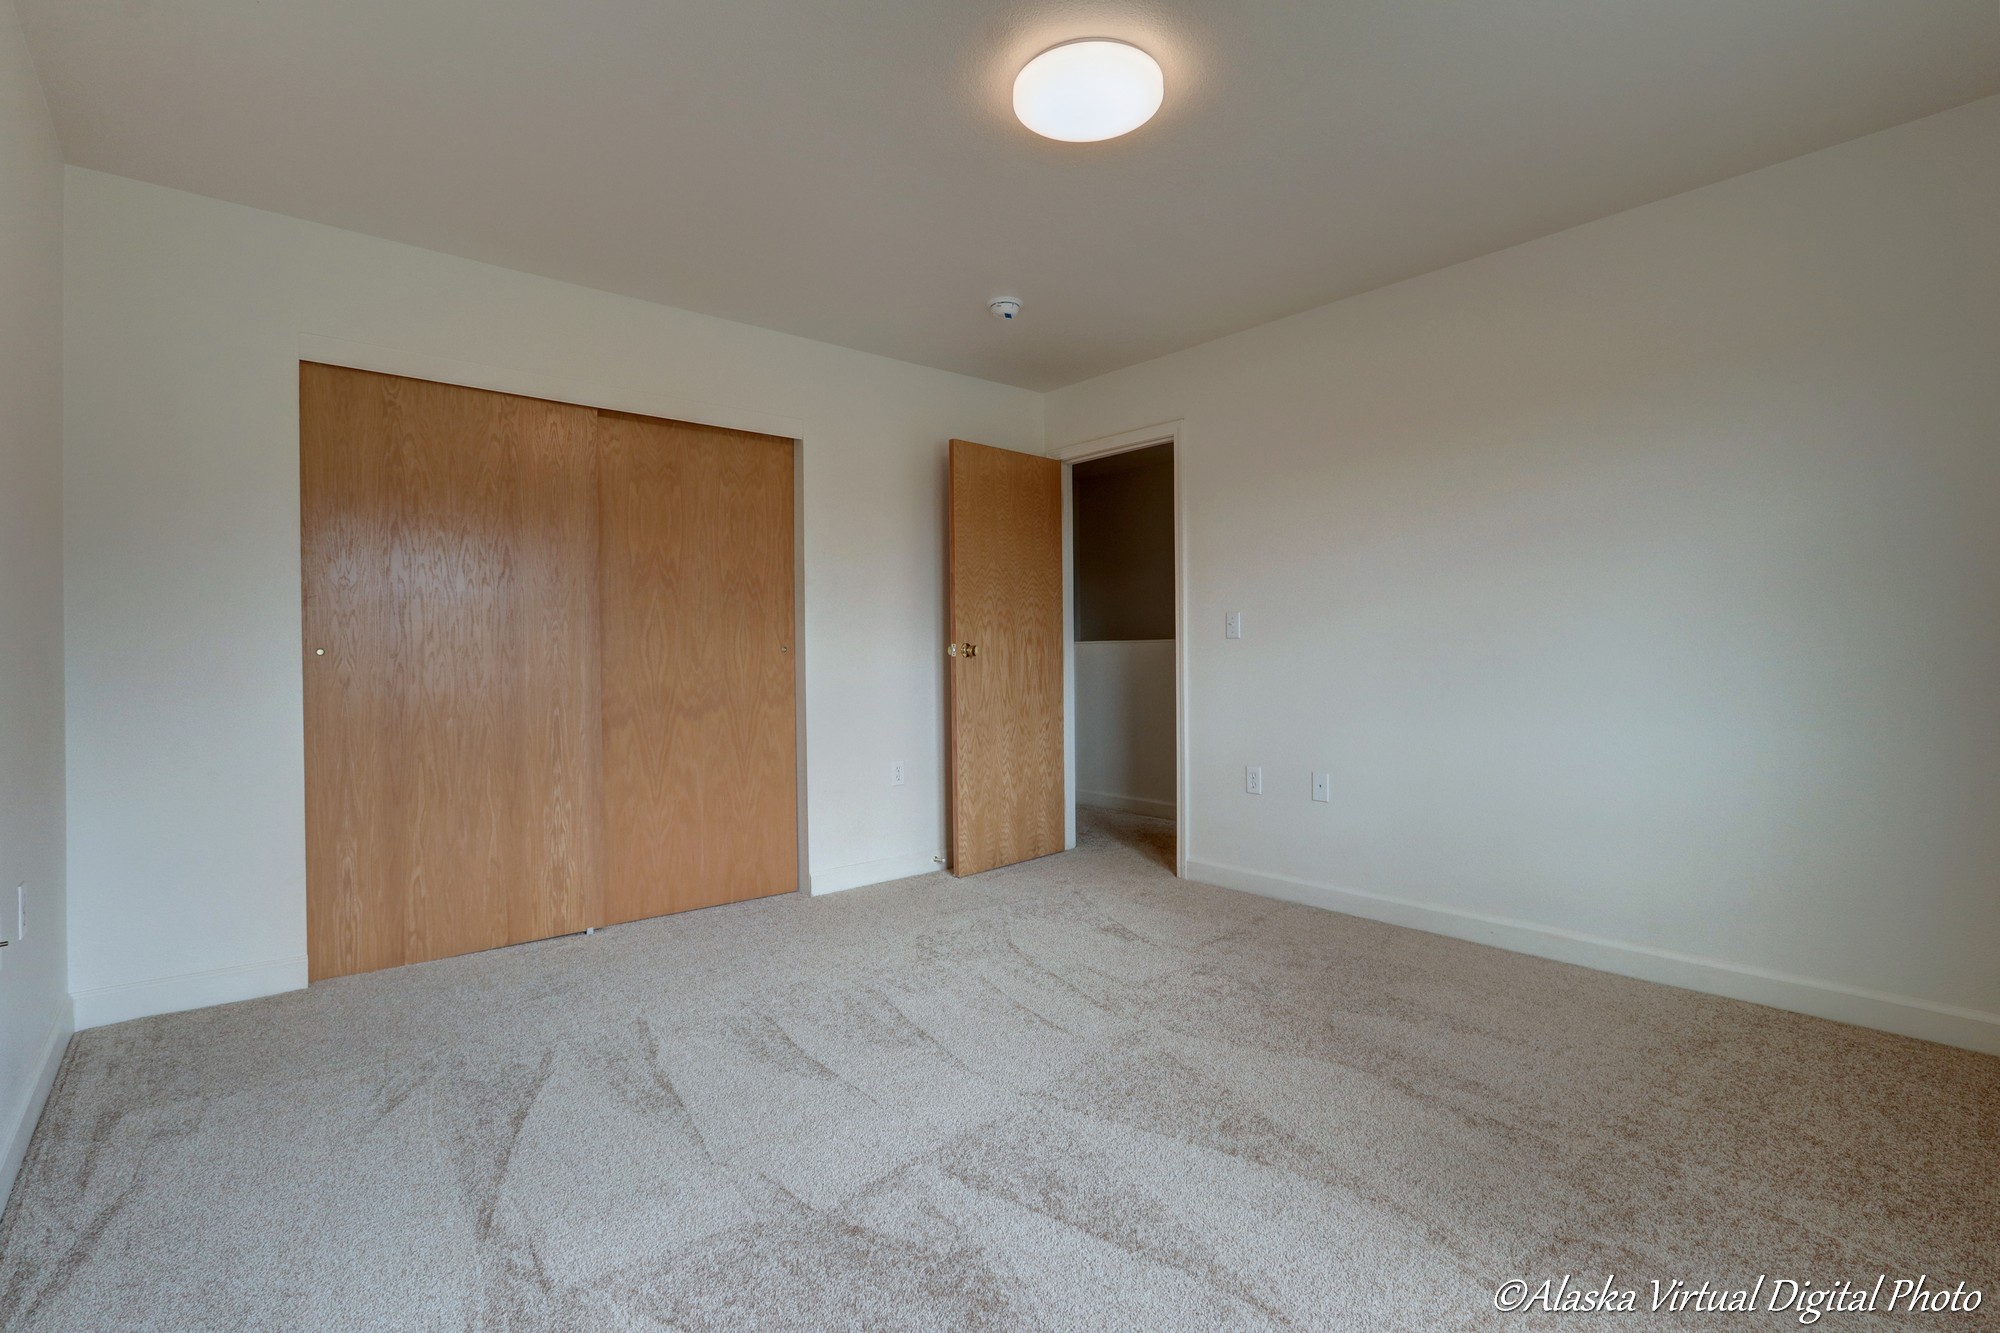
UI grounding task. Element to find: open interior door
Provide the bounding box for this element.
[947,439,1065,875]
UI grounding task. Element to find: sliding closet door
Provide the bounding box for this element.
[301,363,604,981]
[596,412,798,921]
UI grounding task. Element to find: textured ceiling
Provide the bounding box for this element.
[20,0,2000,388]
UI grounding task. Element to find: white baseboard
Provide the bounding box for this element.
[71,955,308,1031]
[1078,790,1177,821]
[3,1008,72,1214]
[808,852,944,896]
[1186,858,2000,1057]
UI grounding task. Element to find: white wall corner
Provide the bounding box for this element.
[2,1008,73,1215]
[1187,859,2000,1058]
[71,956,309,1031]
[807,853,945,896]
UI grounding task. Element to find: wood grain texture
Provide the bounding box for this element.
[948,439,1065,875]
[301,363,603,980]
[597,412,798,921]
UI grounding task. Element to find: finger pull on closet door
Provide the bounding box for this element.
[301,364,796,982]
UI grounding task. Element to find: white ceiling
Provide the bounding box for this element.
[20,1,2000,389]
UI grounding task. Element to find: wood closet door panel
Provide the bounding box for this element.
[947,438,1064,875]
[596,412,797,921]
[301,363,603,981]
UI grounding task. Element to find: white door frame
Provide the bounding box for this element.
[1052,420,1188,877]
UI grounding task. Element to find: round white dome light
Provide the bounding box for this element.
[1012,40,1163,143]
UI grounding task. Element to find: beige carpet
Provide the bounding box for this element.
[2,809,1994,1331]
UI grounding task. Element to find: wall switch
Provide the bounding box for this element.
[1225,611,1244,640]
[889,761,906,787]
[1312,772,1331,803]
[13,883,22,941]
[1245,766,1263,795]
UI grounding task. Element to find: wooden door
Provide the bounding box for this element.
[947,439,1065,875]
[301,363,604,980]
[597,412,798,921]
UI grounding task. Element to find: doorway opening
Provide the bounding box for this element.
[1068,440,1178,866]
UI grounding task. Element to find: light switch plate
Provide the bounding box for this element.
[1312,772,1331,803]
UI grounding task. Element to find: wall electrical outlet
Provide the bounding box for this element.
[1225,611,1244,640]
[1245,766,1263,795]
[1312,772,1331,803]
[889,760,906,787]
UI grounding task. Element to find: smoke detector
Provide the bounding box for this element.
[989,299,1022,321]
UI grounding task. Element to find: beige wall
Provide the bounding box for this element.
[1048,97,2000,1053]
[62,168,1043,1027]
[0,0,69,1202]
[1076,640,1176,819]
[1074,443,1174,641]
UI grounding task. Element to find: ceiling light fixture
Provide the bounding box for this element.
[1012,39,1163,143]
